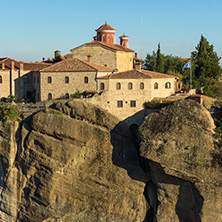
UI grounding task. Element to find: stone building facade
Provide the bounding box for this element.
[0,23,178,127]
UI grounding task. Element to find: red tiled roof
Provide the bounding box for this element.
[98,69,177,79]
[119,34,129,38]
[96,23,116,31]
[133,57,144,63]
[61,54,73,60]
[23,63,51,71]
[98,70,151,79]
[40,58,114,72]
[0,57,51,71]
[71,41,134,53]
[141,69,177,79]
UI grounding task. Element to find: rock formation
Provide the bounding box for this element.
[0,100,149,221]
[138,99,222,222]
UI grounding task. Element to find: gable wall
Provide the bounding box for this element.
[72,45,117,69]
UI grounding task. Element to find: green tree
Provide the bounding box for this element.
[144,51,156,71]
[191,35,221,80]
[155,43,164,73]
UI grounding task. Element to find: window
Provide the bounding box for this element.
[165,82,171,89]
[65,76,69,84]
[48,76,52,83]
[154,82,158,89]
[117,100,123,107]
[116,82,121,90]
[0,76,2,84]
[84,76,88,83]
[128,82,133,90]
[140,82,144,89]
[23,75,29,83]
[100,82,105,90]
[130,100,136,107]
[48,93,52,100]
[65,93,69,99]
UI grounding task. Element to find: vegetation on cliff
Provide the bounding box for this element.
[0,102,21,123]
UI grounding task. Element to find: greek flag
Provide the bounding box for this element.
[182,61,191,71]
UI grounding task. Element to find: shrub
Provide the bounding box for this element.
[0,102,21,123]
[70,90,82,99]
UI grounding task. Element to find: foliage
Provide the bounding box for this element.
[191,35,221,83]
[7,95,18,103]
[144,101,172,109]
[202,79,222,99]
[214,117,222,134]
[70,90,82,99]
[155,43,164,73]
[0,102,21,123]
[144,44,188,77]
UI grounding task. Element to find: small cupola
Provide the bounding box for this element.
[119,34,129,48]
[95,22,116,45]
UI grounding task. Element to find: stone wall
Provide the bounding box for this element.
[39,71,97,101]
[0,70,33,100]
[116,51,134,72]
[150,78,177,99]
[72,45,117,69]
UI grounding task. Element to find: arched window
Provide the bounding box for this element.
[48,93,52,100]
[100,82,105,90]
[107,35,110,44]
[65,93,69,99]
[102,35,106,42]
[128,82,133,90]
[0,76,2,84]
[154,82,158,89]
[65,76,69,84]
[140,82,144,89]
[84,76,88,84]
[116,82,121,90]
[48,76,52,83]
[165,82,171,89]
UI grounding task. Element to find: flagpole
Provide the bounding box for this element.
[190,60,192,90]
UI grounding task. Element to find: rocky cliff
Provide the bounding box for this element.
[0,100,148,221]
[138,99,222,222]
[1,99,222,222]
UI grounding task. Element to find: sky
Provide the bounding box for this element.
[1,0,222,64]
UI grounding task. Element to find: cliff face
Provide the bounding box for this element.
[1,99,222,222]
[0,100,148,222]
[138,99,222,221]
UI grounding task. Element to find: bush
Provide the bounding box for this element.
[70,90,82,99]
[0,102,21,123]
[144,101,171,109]
[7,95,18,103]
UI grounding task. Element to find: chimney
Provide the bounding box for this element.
[119,34,129,48]
[54,50,61,59]
[135,52,138,58]
[42,57,45,62]
[19,61,24,71]
[2,62,5,69]
[11,61,14,71]
[135,62,141,71]
[87,54,92,63]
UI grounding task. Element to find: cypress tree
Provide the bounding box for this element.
[192,35,221,80]
[155,43,164,73]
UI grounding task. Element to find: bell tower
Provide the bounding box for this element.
[95,22,116,45]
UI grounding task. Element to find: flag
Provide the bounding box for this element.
[182,61,191,71]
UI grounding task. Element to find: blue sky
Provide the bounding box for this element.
[1,0,222,64]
